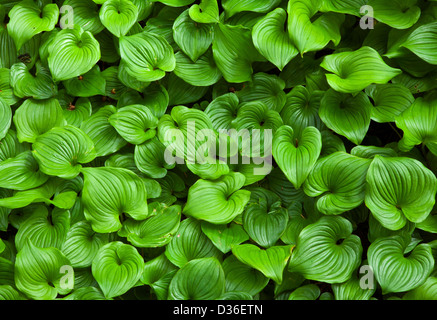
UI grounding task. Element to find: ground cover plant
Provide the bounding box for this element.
[1,0,437,301]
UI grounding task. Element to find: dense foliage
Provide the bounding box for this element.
[1,0,437,301]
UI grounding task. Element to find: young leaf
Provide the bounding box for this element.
[288,216,362,283]
[365,156,437,230]
[92,241,144,298]
[320,46,402,93]
[273,125,322,189]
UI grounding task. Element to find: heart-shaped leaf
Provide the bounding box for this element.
[10,61,57,100]
[0,99,12,142]
[273,125,322,189]
[287,0,344,54]
[81,167,149,233]
[368,234,434,294]
[320,46,402,93]
[252,8,298,71]
[212,23,264,83]
[367,0,420,30]
[119,31,175,82]
[99,0,139,37]
[63,0,104,35]
[0,151,48,191]
[173,9,213,62]
[183,172,251,224]
[232,244,294,284]
[62,65,106,97]
[108,104,159,145]
[92,241,144,298]
[304,151,372,215]
[14,240,72,300]
[32,125,97,179]
[319,89,372,145]
[80,105,127,157]
[13,98,66,144]
[61,221,109,268]
[188,0,219,23]
[365,155,437,230]
[201,221,249,254]
[8,0,59,50]
[222,255,269,296]
[134,137,175,179]
[174,50,222,86]
[118,204,181,248]
[395,95,437,155]
[242,196,289,248]
[48,25,100,82]
[365,83,414,123]
[168,257,225,300]
[165,217,222,268]
[15,206,70,252]
[288,216,363,283]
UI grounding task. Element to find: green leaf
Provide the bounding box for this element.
[367,0,421,30]
[403,277,437,300]
[365,83,414,123]
[201,221,249,254]
[61,221,109,268]
[288,216,362,283]
[8,0,59,50]
[62,97,93,128]
[81,167,149,233]
[63,0,104,35]
[287,0,345,54]
[92,241,144,298]
[173,9,213,62]
[0,151,48,191]
[320,46,402,93]
[165,217,222,268]
[174,50,222,86]
[168,257,225,300]
[13,98,66,143]
[0,98,11,141]
[0,69,18,105]
[188,0,219,23]
[32,125,96,179]
[395,96,437,155]
[304,151,371,215]
[80,105,127,157]
[232,244,294,284]
[212,23,264,83]
[108,104,159,145]
[280,86,325,138]
[134,137,174,179]
[273,125,322,189]
[119,31,175,82]
[99,0,139,37]
[48,25,101,82]
[368,234,434,294]
[15,240,72,300]
[365,155,437,230]
[288,284,320,300]
[183,172,251,224]
[10,61,57,99]
[118,204,181,248]
[331,264,376,300]
[222,0,281,18]
[236,73,287,113]
[15,206,70,251]
[399,22,437,65]
[319,89,372,145]
[62,65,106,97]
[252,8,298,71]
[243,197,289,248]
[222,255,269,295]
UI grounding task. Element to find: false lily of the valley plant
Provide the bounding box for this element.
[0,0,437,301]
